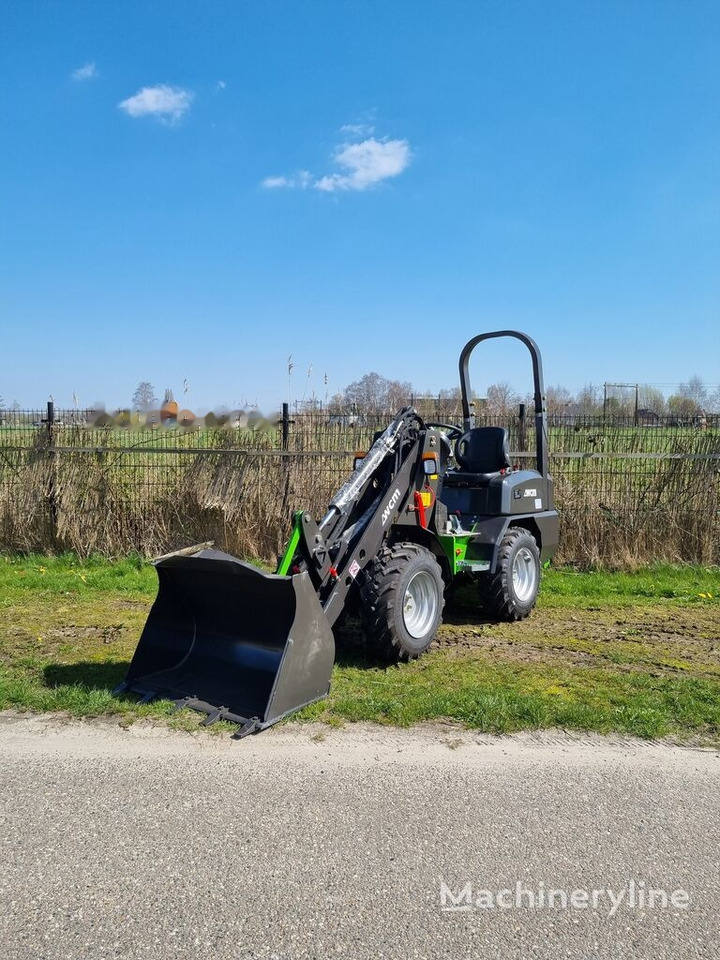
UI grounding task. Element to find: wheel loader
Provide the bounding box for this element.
[116,331,559,735]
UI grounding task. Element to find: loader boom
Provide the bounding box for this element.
[277,408,447,626]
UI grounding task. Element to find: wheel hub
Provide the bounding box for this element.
[402,570,438,639]
[512,546,539,603]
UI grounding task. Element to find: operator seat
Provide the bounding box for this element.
[443,426,512,487]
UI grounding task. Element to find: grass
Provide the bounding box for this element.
[539,563,720,606]
[0,553,718,742]
[300,656,720,741]
[0,553,213,731]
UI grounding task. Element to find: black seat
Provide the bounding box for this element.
[444,427,512,486]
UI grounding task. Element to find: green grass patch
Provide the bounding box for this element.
[299,651,720,741]
[0,551,156,600]
[0,553,718,742]
[542,564,719,607]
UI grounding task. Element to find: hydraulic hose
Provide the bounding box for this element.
[318,408,422,536]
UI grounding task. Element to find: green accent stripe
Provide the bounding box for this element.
[276,511,303,575]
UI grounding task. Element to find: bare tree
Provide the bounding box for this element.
[385,377,414,411]
[638,385,667,415]
[546,385,574,417]
[132,382,158,411]
[343,372,413,414]
[438,386,462,404]
[678,375,708,411]
[576,384,602,417]
[485,381,519,416]
[436,386,463,419]
[707,386,720,415]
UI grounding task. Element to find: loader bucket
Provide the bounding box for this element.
[119,549,335,735]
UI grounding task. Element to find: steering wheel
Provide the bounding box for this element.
[425,421,463,441]
[424,422,463,463]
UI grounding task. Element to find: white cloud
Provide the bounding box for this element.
[118,84,193,124]
[216,80,227,91]
[262,129,411,193]
[314,138,411,192]
[262,171,312,190]
[72,62,98,81]
[262,176,292,189]
[340,122,374,137]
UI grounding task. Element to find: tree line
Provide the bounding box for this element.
[126,373,719,421]
[322,372,720,418]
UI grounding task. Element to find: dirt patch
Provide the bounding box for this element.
[437,604,720,676]
[114,599,152,610]
[48,624,125,644]
[0,596,147,666]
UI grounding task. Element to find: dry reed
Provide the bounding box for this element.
[1,419,718,568]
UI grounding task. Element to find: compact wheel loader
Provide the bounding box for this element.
[117,331,559,735]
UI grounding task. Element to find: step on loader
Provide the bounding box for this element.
[116,331,559,735]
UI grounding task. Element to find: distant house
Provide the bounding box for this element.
[160,388,179,424]
[637,408,661,426]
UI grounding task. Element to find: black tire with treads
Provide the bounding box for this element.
[480,527,540,621]
[360,542,445,662]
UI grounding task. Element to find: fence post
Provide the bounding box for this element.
[277,403,295,559]
[44,399,58,546]
[281,402,290,451]
[518,402,527,453]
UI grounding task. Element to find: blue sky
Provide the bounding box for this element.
[2,0,719,411]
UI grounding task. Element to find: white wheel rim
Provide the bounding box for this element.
[512,546,538,603]
[403,570,438,639]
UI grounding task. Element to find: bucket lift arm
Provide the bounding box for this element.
[277,407,447,625]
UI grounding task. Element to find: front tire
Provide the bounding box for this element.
[361,543,445,662]
[481,528,540,621]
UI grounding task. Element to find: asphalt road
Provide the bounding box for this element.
[1,717,718,960]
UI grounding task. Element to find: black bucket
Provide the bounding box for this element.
[120,549,335,733]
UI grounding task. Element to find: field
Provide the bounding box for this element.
[1,554,718,742]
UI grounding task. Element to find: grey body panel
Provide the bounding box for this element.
[442,469,552,517]
[441,467,559,569]
[455,512,558,570]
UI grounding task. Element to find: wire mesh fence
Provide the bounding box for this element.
[1,406,718,566]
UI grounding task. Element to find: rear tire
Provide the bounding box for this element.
[480,528,540,621]
[361,542,445,662]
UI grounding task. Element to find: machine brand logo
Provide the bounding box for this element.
[381,488,402,526]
